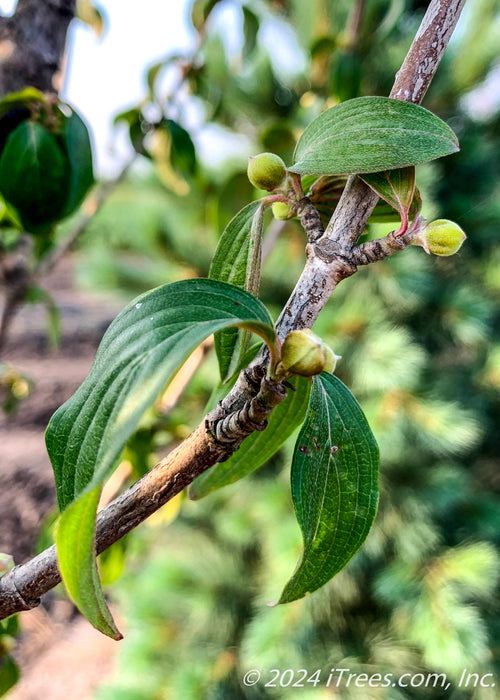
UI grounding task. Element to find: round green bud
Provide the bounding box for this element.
[272,201,292,220]
[280,329,327,377]
[415,219,466,256]
[247,152,286,191]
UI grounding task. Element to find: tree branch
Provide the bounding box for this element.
[0,0,467,621]
[0,0,76,94]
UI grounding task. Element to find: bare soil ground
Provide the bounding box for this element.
[1,257,124,698]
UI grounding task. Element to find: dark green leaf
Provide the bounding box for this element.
[0,654,19,696]
[279,372,379,604]
[46,278,276,510]
[47,278,275,638]
[242,6,260,58]
[210,201,264,381]
[165,119,197,175]
[0,121,70,233]
[291,97,459,176]
[58,107,94,217]
[189,375,311,499]
[330,50,362,102]
[56,486,122,640]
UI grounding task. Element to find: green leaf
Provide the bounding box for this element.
[189,375,312,499]
[0,121,70,233]
[46,278,276,510]
[76,0,106,38]
[210,201,265,381]
[278,372,379,604]
[291,96,459,176]
[0,654,19,696]
[56,487,122,640]
[47,278,275,638]
[58,107,94,217]
[165,119,197,176]
[360,166,416,233]
[242,6,260,58]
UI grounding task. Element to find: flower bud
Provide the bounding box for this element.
[324,345,342,374]
[413,219,466,256]
[247,152,286,191]
[280,329,327,377]
[0,552,14,577]
[271,201,292,220]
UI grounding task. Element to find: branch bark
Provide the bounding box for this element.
[0,0,76,94]
[0,0,467,621]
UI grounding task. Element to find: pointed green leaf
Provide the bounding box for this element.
[0,121,70,233]
[58,107,94,217]
[46,278,275,510]
[0,654,19,695]
[291,96,459,176]
[242,6,260,58]
[279,372,379,604]
[47,278,275,638]
[210,201,265,381]
[56,486,122,640]
[189,375,311,499]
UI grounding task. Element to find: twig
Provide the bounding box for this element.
[0,0,467,620]
[38,157,135,276]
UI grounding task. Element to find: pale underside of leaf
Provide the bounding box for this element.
[56,487,122,640]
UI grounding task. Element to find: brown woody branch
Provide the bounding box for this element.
[0,0,467,621]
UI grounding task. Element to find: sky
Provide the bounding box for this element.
[64,0,194,175]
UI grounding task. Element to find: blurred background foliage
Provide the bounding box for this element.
[7,0,500,697]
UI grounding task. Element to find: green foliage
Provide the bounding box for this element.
[56,487,122,639]
[0,92,94,236]
[0,121,71,233]
[209,201,264,381]
[83,0,500,691]
[3,0,494,692]
[291,97,459,176]
[279,373,379,603]
[0,617,19,697]
[46,278,276,635]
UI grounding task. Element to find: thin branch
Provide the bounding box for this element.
[0,373,287,618]
[38,157,135,277]
[0,0,467,621]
